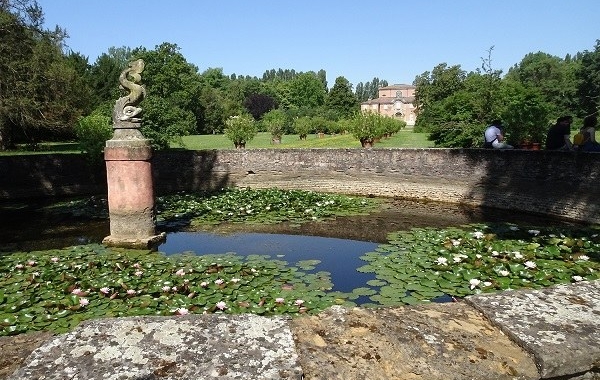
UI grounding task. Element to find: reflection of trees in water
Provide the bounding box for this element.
[190,199,578,244]
[0,198,580,252]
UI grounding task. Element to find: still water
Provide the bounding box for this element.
[159,232,378,293]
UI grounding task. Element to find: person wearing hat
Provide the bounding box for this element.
[545,116,574,150]
[483,120,513,149]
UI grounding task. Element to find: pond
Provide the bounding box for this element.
[0,197,584,302]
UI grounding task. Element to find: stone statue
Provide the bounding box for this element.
[112,59,146,128]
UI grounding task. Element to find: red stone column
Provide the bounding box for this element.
[102,138,165,249]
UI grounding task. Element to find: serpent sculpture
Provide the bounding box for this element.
[113,59,146,126]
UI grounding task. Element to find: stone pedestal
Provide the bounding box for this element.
[102,132,165,249]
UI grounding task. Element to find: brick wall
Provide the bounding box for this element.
[1,149,598,223]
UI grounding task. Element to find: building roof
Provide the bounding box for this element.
[379,84,416,90]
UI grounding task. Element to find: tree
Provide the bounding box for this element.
[244,93,277,120]
[281,72,326,110]
[261,109,287,144]
[505,51,576,118]
[500,80,551,145]
[576,40,600,116]
[132,42,205,140]
[87,47,132,108]
[0,2,87,148]
[224,114,257,148]
[326,76,358,118]
[414,63,466,132]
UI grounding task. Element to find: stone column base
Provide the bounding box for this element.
[102,232,166,250]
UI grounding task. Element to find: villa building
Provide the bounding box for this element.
[360,84,416,126]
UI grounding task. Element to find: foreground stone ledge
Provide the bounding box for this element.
[8,314,302,380]
[290,303,539,380]
[466,280,600,379]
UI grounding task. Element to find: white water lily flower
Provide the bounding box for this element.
[475,254,482,259]
[524,261,537,269]
[513,252,524,259]
[572,275,584,282]
[451,239,461,246]
[499,270,510,277]
[452,256,463,263]
[491,251,499,257]
[509,226,519,231]
[528,229,540,236]
[483,281,492,287]
[435,257,448,266]
[472,231,485,239]
[469,278,481,289]
[577,255,590,261]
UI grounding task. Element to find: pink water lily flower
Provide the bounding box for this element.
[175,269,186,276]
[175,307,189,316]
[214,279,224,285]
[71,288,85,296]
[100,287,111,294]
[294,299,304,306]
[79,298,89,306]
[127,289,137,295]
[50,257,59,263]
[275,298,285,304]
[216,301,227,310]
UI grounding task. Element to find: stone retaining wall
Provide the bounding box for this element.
[1,149,599,223]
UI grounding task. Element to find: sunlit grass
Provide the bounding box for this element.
[172,129,434,150]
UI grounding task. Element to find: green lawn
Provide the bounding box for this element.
[171,129,434,150]
[0,129,433,155]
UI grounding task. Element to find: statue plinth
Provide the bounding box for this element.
[103,59,165,250]
[103,134,165,250]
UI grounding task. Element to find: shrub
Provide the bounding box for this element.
[74,114,112,163]
[224,114,257,148]
[294,116,313,140]
[349,112,385,147]
[261,109,287,143]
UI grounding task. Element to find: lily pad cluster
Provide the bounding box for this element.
[0,245,343,336]
[41,188,380,228]
[357,223,600,306]
[156,187,379,228]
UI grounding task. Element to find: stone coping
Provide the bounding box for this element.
[5,280,599,380]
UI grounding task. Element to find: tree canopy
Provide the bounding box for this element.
[2,1,599,151]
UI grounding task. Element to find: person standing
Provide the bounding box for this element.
[545,116,574,150]
[483,120,513,149]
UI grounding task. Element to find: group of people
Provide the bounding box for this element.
[483,114,600,152]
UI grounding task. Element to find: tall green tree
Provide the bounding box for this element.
[281,72,326,110]
[132,42,202,145]
[505,51,576,118]
[576,40,600,116]
[326,76,359,118]
[0,1,87,148]
[87,47,132,109]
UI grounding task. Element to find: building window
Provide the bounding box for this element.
[396,90,402,98]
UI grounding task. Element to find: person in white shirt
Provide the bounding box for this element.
[484,120,513,149]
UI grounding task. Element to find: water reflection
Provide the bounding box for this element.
[159,232,378,293]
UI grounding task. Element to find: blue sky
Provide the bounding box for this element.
[38,1,600,88]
